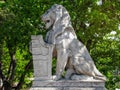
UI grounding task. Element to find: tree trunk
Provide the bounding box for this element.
[0,42,5,90]
[6,51,16,85]
[3,80,12,90]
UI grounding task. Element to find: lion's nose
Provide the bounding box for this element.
[41,15,45,21]
[41,14,46,20]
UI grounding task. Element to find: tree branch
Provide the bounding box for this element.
[15,59,32,90]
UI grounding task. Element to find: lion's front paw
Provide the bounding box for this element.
[52,75,62,81]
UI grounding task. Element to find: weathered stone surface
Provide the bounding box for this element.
[32,80,105,87]
[30,4,107,90]
[31,87,106,90]
[32,55,48,60]
[31,35,53,80]
[41,4,106,81]
[30,80,106,90]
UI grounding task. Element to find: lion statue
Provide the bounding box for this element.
[41,4,106,81]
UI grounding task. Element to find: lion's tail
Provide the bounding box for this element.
[93,65,106,81]
[94,76,106,81]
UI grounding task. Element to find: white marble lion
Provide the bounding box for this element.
[41,4,106,81]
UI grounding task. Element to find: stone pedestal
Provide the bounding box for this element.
[30,79,106,90]
[31,35,53,80]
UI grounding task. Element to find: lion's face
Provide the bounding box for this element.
[41,4,63,29]
[41,10,55,29]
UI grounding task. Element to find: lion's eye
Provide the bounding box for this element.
[46,10,49,14]
[46,20,50,23]
[58,7,61,9]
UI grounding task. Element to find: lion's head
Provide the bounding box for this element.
[41,4,71,30]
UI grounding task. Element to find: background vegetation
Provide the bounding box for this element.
[0,0,120,90]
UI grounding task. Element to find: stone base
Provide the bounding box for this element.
[30,80,106,90]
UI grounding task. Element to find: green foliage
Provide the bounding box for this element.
[90,38,120,89]
[52,58,57,75]
[0,0,120,89]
